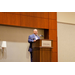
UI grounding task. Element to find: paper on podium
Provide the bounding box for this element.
[2,41,7,47]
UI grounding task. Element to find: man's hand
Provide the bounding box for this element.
[34,40,36,42]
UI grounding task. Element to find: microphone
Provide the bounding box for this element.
[39,35,44,37]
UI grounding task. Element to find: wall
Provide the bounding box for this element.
[0,25,44,42]
[57,12,75,62]
[0,25,44,62]
[0,12,49,29]
[57,12,75,24]
[0,42,30,62]
[57,22,75,62]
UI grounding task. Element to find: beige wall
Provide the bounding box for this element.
[57,12,75,24]
[0,25,44,42]
[0,42,30,62]
[57,23,75,62]
[0,25,44,62]
[57,12,75,62]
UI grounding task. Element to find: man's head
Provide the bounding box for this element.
[33,29,38,35]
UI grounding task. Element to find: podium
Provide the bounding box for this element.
[32,39,53,62]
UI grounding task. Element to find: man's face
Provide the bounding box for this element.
[33,30,38,35]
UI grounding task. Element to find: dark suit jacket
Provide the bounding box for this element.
[28,34,40,52]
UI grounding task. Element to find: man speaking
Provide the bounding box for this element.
[28,29,40,62]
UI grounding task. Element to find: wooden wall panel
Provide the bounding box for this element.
[52,41,57,52]
[20,15,34,27]
[33,17,48,29]
[20,15,48,29]
[29,17,39,28]
[49,19,57,29]
[1,13,20,26]
[21,12,30,16]
[34,12,48,18]
[40,18,48,29]
[33,17,41,28]
[49,30,57,41]
[34,12,41,17]
[2,13,11,25]
[0,12,49,29]
[0,12,3,24]
[30,12,35,17]
[21,12,48,18]
[10,14,20,26]
[40,12,48,18]
[20,15,30,27]
[51,52,57,62]
[49,12,57,20]
[30,12,41,17]
[30,17,49,29]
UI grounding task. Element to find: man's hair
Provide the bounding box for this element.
[33,29,37,31]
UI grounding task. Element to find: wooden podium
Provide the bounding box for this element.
[32,39,53,62]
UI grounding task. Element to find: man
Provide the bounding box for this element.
[28,29,40,62]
